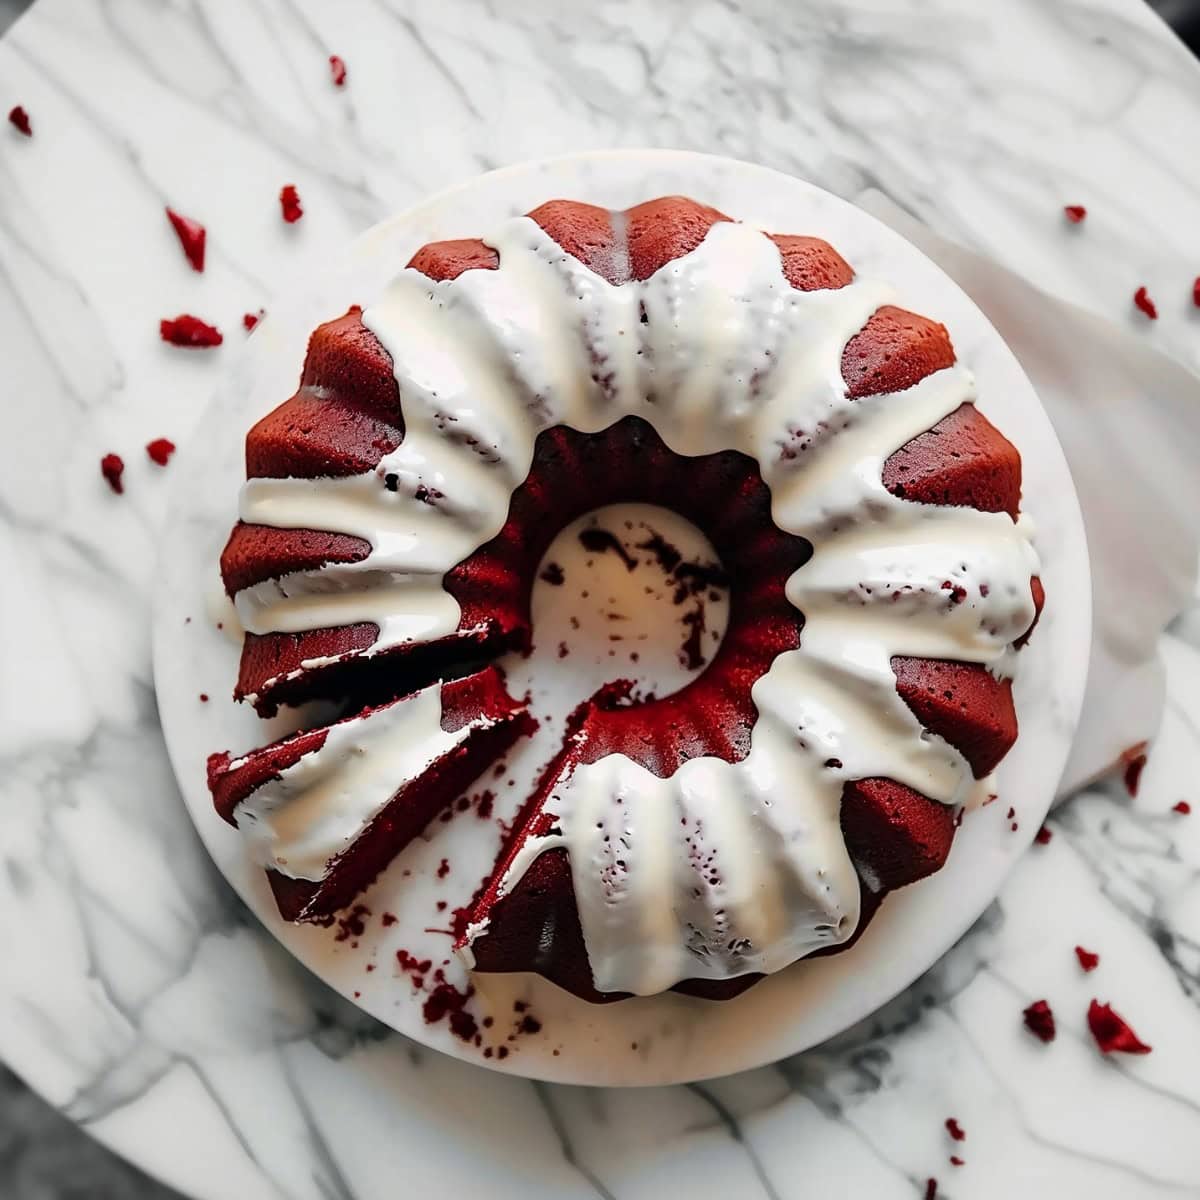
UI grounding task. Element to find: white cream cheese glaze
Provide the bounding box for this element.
[233,213,1039,994]
[234,683,472,882]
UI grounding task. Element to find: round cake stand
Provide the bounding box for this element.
[152,150,1092,1088]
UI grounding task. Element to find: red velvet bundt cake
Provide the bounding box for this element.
[209,195,1043,1004]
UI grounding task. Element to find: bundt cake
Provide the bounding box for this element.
[209,195,1043,1004]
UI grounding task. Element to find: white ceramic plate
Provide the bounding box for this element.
[152,150,1091,1086]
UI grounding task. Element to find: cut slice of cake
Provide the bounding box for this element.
[207,665,535,922]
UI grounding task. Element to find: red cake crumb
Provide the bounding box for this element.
[422,979,476,1042]
[1088,1000,1151,1055]
[1063,205,1087,224]
[436,857,450,879]
[1075,946,1100,972]
[100,453,125,494]
[1133,286,1158,320]
[1173,800,1191,815]
[1023,999,1056,1043]
[199,693,209,703]
[637,530,683,572]
[925,1179,937,1200]
[329,54,347,86]
[945,1117,965,1142]
[146,437,176,466]
[514,1000,528,1013]
[497,1046,509,1059]
[381,912,397,927]
[579,527,637,570]
[165,207,206,272]
[449,902,473,940]
[8,105,31,136]
[1194,277,1200,308]
[1034,825,1053,845]
[941,580,968,604]
[1121,742,1148,796]
[475,790,495,819]
[1011,821,1019,832]
[436,901,447,911]
[1006,806,1015,820]
[539,561,565,585]
[518,1014,542,1035]
[680,604,707,670]
[396,948,432,983]
[334,904,370,942]
[450,1009,478,1041]
[160,314,223,348]
[950,1156,965,1167]
[243,310,264,331]
[280,184,303,223]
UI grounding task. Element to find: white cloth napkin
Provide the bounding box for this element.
[857,190,1200,798]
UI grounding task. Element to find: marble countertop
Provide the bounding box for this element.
[2,1,1200,1198]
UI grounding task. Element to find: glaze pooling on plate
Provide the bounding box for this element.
[230,212,1037,997]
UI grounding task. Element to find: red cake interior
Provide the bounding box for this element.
[207,666,535,922]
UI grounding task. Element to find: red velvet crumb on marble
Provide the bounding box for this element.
[950,1156,965,1167]
[199,693,209,702]
[1034,824,1053,845]
[925,1179,938,1200]
[280,184,303,223]
[329,55,347,86]
[1193,277,1200,308]
[1063,205,1087,224]
[160,314,223,348]
[945,1117,965,1142]
[1133,286,1158,320]
[243,310,264,331]
[1075,946,1100,972]
[100,453,125,494]
[165,207,206,272]
[1173,800,1191,815]
[1121,742,1148,796]
[1087,1000,1151,1055]
[1023,998,1056,1043]
[146,437,176,466]
[8,105,31,136]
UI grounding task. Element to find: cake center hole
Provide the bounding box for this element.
[518,503,730,710]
